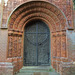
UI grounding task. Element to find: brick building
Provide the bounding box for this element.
[0,0,75,75]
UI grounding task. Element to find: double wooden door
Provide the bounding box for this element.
[24,20,50,66]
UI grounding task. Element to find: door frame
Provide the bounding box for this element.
[23,20,51,66]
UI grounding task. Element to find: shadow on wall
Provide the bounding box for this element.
[67,30,75,61]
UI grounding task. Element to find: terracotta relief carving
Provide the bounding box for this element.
[8,34,22,58]
[8,36,13,57]
[18,36,22,57]
[61,31,66,57]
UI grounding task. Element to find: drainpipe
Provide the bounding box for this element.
[74,7,75,30]
[0,0,4,28]
[73,0,75,30]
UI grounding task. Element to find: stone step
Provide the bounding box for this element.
[16,72,60,75]
[16,66,60,75]
[20,66,55,72]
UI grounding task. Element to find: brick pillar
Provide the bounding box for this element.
[56,32,61,72]
[74,10,75,29]
[61,31,66,57]
[59,62,75,75]
[0,62,14,75]
[51,32,57,70]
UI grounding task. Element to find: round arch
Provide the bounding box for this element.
[7,0,68,72]
[7,0,68,32]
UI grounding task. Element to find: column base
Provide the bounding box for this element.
[0,62,14,75]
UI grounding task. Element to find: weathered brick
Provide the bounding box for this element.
[0,0,75,75]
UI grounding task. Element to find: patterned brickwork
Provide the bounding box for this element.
[6,1,68,74]
[0,0,75,75]
[59,63,75,75]
[0,62,14,75]
[0,0,73,29]
[8,32,22,57]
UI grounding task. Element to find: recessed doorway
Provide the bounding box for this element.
[23,20,50,66]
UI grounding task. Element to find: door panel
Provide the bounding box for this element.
[24,35,37,66]
[26,34,36,45]
[38,37,50,65]
[24,20,50,66]
[38,34,48,44]
[25,23,36,33]
[38,22,48,33]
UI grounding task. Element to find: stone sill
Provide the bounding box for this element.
[0,27,8,29]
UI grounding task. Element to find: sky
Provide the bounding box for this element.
[0,0,8,6]
[4,0,8,3]
[0,0,8,3]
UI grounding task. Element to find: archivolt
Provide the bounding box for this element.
[8,1,68,33]
[7,1,68,71]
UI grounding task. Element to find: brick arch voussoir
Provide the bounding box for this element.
[18,12,56,32]
[13,7,60,31]
[22,17,53,32]
[7,1,68,71]
[8,1,67,31]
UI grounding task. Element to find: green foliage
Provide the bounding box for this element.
[49,66,55,72]
[73,0,75,9]
[73,0,75,5]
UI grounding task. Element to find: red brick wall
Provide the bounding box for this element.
[1,0,73,29]
[59,62,75,75]
[6,1,68,73]
[0,0,75,75]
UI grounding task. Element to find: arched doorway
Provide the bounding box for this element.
[7,1,68,73]
[24,20,50,66]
